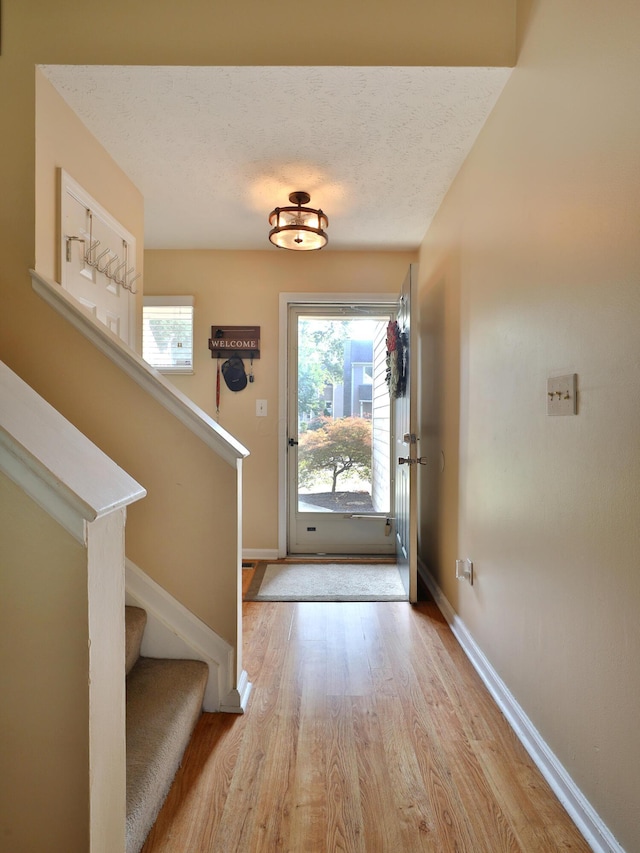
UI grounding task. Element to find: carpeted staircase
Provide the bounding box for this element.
[125,605,208,853]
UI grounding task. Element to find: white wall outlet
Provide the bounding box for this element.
[256,399,267,417]
[547,374,577,416]
[456,558,473,584]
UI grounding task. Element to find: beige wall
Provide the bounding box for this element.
[0,474,91,852]
[417,0,640,848]
[4,0,515,67]
[144,250,416,550]
[0,0,517,638]
[15,0,640,848]
[35,73,144,349]
[31,67,242,647]
[0,0,514,847]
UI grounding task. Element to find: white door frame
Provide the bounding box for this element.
[277,292,397,558]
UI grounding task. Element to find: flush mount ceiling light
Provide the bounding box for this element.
[268,191,328,251]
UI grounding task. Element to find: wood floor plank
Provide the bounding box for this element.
[366,606,481,851]
[358,602,399,698]
[242,624,302,852]
[326,695,367,852]
[422,603,510,744]
[286,677,328,851]
[439,732,523,853]
[375,693,440,851]
[141,712,243,852]
[395,608,524,851]
[325,607,355,698]
[142,599,592,853]
[351,694,421,852]
[288,594,332,849]
[208,605,295,851]
[342,604,376,697]
[396,667,479,851]
[475,738,584,852]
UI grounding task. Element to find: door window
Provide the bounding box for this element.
[288,304,394,555]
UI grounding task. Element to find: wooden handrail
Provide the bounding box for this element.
[0,360,146,541]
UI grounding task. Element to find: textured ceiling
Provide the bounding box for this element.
[40,65,511,251]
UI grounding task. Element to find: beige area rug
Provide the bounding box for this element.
[245,562,407,602]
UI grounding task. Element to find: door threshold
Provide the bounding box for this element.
[284,554,396,563]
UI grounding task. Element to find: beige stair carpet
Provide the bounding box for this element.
[125,606,147,676]
[126,657,208,853]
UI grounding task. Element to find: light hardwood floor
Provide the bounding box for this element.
[142,572,590,852]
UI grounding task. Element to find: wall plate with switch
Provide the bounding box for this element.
[256,399,267,417]
[547,374,577,416]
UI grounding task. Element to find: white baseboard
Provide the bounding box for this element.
[125,559,251,714]
[418,559,624,853]
[243,548,279,561]
[220,668,253,714]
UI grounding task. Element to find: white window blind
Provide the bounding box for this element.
[142,296,194,373]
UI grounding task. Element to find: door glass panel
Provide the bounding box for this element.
[296,314,391,514]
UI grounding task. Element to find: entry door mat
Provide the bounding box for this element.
[245,562,407,602]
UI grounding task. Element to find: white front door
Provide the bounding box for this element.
[286,302,396,556]
[60,170,137,348]
[393,265,419,601]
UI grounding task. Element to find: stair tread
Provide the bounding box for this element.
[125,606,147,676]
[126,656,208,853]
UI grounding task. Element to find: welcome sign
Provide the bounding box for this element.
[208,326,261,359]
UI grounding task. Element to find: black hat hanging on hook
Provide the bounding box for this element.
[221,356,248,392]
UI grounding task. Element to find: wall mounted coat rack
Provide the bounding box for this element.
[208,326,261,360]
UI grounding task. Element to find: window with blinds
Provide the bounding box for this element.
[142,296,194,373]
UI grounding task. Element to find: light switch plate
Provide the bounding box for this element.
[256,399,267,417]
[456,558,473,585]
[547,374,577,416]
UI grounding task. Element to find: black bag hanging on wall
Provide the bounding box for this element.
[221,356,247,391]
